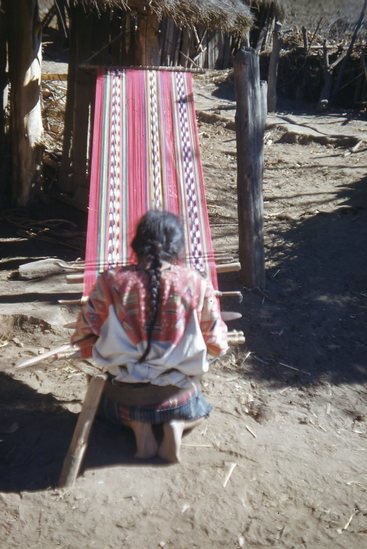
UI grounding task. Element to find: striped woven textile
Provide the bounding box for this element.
[84,68,217,296]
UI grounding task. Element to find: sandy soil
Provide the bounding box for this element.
[0,72,367,548]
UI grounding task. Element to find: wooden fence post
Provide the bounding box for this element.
[234,47,266,289]
[0,4,7,191]
[267,21,282,113]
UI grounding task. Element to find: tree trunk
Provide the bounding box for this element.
[6,0,43,206]
[234,47,266,289]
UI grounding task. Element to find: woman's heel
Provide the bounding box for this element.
[158,421,185,463]
[128,420,158,459]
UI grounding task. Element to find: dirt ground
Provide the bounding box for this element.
[0,72,367,548]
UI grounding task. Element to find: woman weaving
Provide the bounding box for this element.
[71,210,228,462]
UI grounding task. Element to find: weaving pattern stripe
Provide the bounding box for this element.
[84,68,217,296]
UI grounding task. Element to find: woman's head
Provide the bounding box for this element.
[132,210,184,264]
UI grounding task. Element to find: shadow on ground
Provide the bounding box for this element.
[226,173,367,387]
[0,372,170,493]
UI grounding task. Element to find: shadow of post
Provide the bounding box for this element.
[232,174,367,387]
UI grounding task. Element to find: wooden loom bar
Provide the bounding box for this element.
[16,327,245,371]
[59,291,243,307]
[65,262,242,284]
[215,291,243,302]
[64,310,241,330]
[78,63,206,74]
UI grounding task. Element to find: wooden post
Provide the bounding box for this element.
[301,26,308,52]
[0,4,7,191]
[260,80,268,128]
[267,21,282,113]
[317,40,333,112]
[60,5,96,204]
[58,374,107,488]
[234,47,265,289]
[136,12,160,65]
[6,0,43,206]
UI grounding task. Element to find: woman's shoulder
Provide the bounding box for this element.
[169,264,208,286]
[99,265,142,284]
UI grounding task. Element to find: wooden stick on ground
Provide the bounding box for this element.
[15,344,79,369]
[58,373,107,488]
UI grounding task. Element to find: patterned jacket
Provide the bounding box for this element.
[71,264,228,388]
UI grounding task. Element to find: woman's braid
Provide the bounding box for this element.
[138,243,162,363]
[131,210,184,363]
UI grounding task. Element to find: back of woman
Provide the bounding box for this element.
[71,210,228,462]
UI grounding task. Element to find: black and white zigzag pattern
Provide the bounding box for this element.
[107,69,121,268]
[176,72,204,273]
[149,71,162,209]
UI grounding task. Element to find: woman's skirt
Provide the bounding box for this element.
[98,377,212,425]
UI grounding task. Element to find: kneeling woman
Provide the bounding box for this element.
[71,210,228,462]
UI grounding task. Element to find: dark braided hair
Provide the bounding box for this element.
[131,210,184,363]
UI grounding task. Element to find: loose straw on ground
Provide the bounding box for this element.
[223,462,237,488]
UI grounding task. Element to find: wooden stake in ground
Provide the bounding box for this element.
[234,47,266,289]
[58,373,107,488]
[267,21,282,113]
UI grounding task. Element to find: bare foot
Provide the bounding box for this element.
[128,421,158,459]
[158,421,185,463]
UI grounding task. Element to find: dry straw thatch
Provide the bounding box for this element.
[74,0,254,35]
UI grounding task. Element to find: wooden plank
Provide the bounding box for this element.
[234,47,265,289]
[42,73,68,81]
[58,374,107,488]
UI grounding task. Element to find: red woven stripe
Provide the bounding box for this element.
[84,68,218,295]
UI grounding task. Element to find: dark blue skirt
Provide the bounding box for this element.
[98,381,212,425]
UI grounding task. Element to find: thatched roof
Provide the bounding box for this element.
[75,0,253,35]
